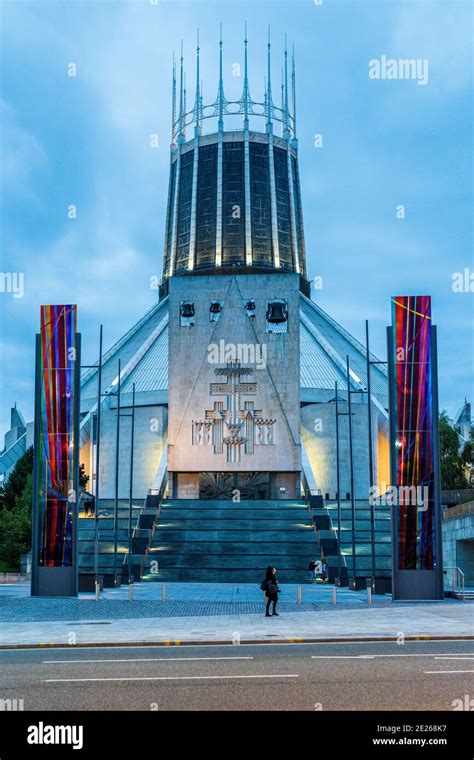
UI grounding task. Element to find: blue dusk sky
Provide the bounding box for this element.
[0,0,472,440]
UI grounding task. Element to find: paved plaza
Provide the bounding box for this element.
[0,582,472,648]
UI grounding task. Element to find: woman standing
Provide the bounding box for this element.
[262,566,280,617]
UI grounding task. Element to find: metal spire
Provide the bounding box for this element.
[183,71,187,140]
[266,26,273,132]
[178,40,184,142]
[243,21,249,130]
[283,34,290,139]
[291,44,297,138]
[171,51,177,144]
[200,78,204,132]
[194,29,200,135]
[281,68,284,137]
[218,23,224,132]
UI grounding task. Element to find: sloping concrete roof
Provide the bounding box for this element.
[80,293,388,407]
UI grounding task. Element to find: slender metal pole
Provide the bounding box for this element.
[346,356,356,581]
[387,325,399,599]
[431,326,444,599]
[335,381,342,584]
[72,333,81,597]
[366,320,376,584]
[31,335,41,596]
[113,359,121,585]
[94,325,103,590]
[128,383,136,586]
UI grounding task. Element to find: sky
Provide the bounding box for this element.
[0,0,472,441]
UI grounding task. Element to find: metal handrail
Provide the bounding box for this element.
[122,469,169,577]
[444,566,465,600]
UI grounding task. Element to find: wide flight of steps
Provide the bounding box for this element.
[77,496,160,589]
[318,498,392,582]
[142,499,320,583]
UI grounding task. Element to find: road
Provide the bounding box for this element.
[0,640,473,711]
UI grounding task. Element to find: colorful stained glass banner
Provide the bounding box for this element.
[391,295,435,570]
[38,305,77,567]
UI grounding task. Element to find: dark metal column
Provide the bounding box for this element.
[365,320,376,583]
[335,381,342,585]
[72,333,81,597]
[128,383,136,585]
[431,326,444,599]
[94,325,103,589]
[346,355,357,584]
[113,359,121,585]
[30,335,41,596]
[387,325,399,599]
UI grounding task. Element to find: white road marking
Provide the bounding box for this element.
[311,653,474,659]
[434,657,474,660]
[43,674,299,683]
[2,639,472,652]
[424,670,474,675]
[42,656,254,664]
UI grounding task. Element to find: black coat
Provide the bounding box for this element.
[265,577,279,598]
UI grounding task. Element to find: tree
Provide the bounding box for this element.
[0,447,89,570]
[0,446,34,512]
[0,474,32,569]
[79,463,89,490]
[461,431,473,486]
[439,411,469,490]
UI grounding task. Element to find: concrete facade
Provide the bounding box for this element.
[301,400,390,500]
[95,404,167,500]
[442,501,474,586]
[167,273,301,497]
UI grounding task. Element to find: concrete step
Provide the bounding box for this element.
[142,568,315,583]
[153,519,313,530]
[158,509,309,520]
[148,541,317,555]
[160,499,308,508]
[144,498,318,582]
[145,554,316,570]
[150,529,317,542]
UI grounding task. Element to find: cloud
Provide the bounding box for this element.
[0,100,48,202]
[0,0,472,439]
[391,1,472,95]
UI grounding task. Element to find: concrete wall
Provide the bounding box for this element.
[97,404,167,499]
[301,400,388,501]
[167,273,301,495]
[4,426,24,451]
[177,473,200,499]
[442,502,474,584]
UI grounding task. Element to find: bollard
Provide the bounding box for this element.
[367,586,372,605]
[128,582,134,602]
[332,586,337,605]
[297,585,302,605]
[95,581,100,602]
[162,583,166,603]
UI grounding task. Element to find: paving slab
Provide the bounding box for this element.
[0,581,471,647]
